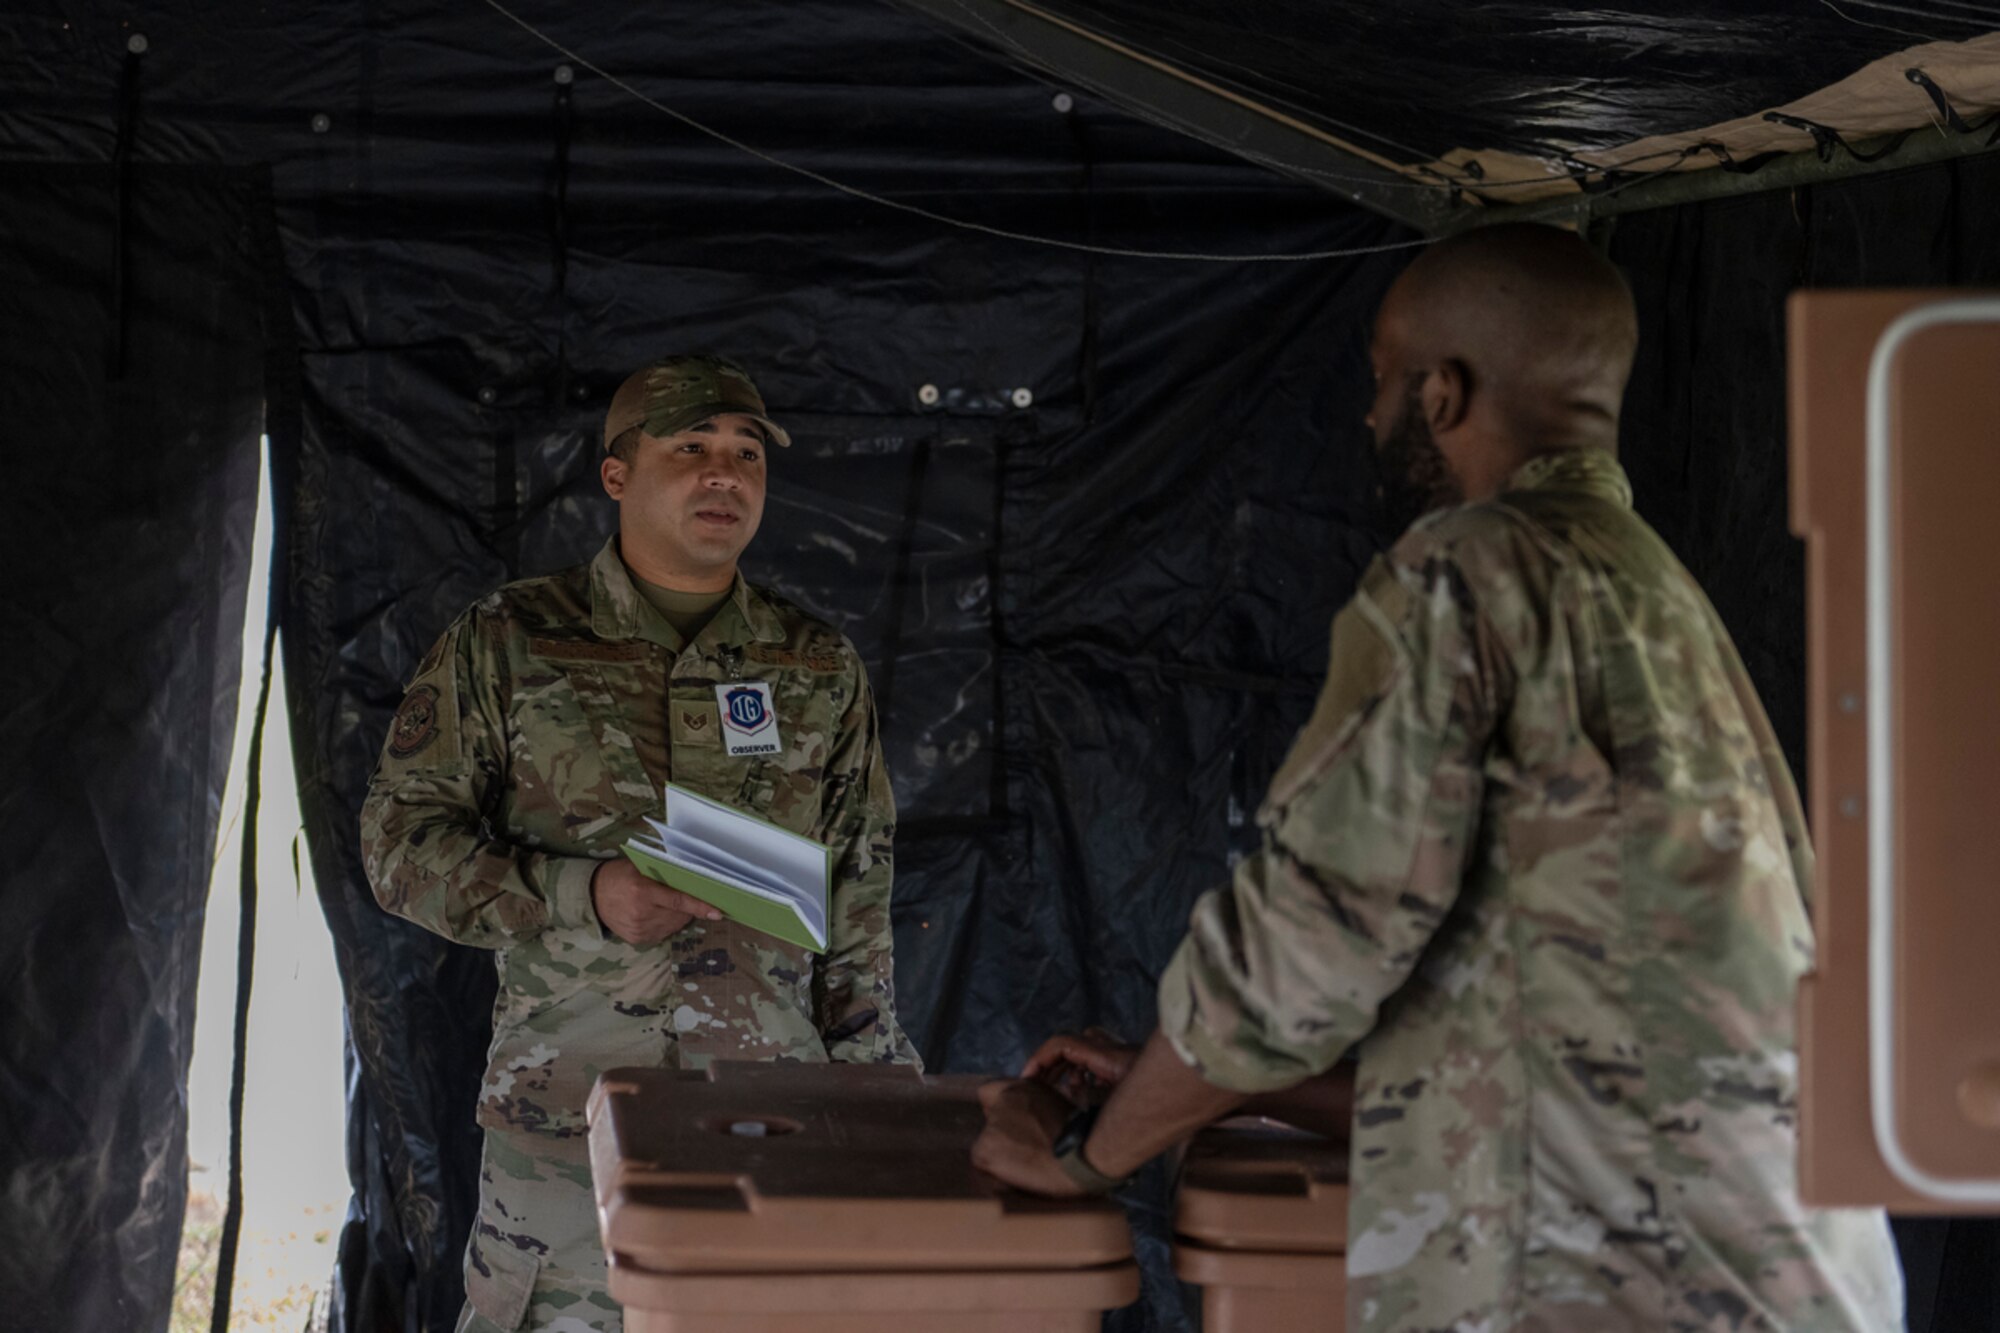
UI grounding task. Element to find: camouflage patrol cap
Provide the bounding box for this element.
[602,354,791,451]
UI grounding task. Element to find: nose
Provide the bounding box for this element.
[701,456,743,488]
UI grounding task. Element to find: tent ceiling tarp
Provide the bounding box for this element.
[890,0,2000,228]
[8,1,2000,235]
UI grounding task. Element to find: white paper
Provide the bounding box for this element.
[639,786,829,944]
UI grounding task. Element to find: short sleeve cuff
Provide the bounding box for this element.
[543,855,607,937]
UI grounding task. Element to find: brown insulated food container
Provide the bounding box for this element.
[587,1061,1138,1332]
[1788,290,2000,1212]
[1172,1121,1349,1332]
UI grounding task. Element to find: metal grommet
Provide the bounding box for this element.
[917,384,941,407]
[127,33,149,54]
[554,64,575,86]
[477,386,498,406]
[1052,92,1074,114]
[310,112,332,134]
[1838,692,1861,715]
[1010,387,1034,409]
[1839,795,1863,819]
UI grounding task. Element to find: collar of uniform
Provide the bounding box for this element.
[702,570,789,648]
[1504,447,1634,509]
[587,536,787,648]
[589,536,669,648]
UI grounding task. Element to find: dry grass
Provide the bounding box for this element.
[173,1187,336,1333]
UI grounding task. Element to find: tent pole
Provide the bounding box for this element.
[887,0,1454,234]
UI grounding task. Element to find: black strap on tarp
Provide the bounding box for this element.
[208,596,279,1333]
[546,64,577,410]
[1763,110,1915,165]
[1062,98,1102,428]
[1904,68,2000,147]
[108,35,144,380]
[549,66,574,310]
[870,434,932,733]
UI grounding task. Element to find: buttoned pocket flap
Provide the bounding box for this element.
[465,1229,541,1330]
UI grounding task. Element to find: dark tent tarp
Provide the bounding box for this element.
[2,3,1998,1331]
[0,163,270,1330]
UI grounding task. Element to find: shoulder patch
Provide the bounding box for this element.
[387,684,443,758]
[375,623,468,782]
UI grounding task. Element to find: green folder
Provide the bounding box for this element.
[620,784,833,954]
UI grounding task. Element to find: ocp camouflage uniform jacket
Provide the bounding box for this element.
[1160,449,1902,1331]
[361,537,919,1140]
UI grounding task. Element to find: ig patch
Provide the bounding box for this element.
[714,680,781,757]
[387,684,443,759]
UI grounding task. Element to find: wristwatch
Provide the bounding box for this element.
[1051,1103,1128,1195]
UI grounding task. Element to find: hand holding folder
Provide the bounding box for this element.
[621,784,834,953]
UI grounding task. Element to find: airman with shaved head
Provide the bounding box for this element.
[977,224,1904,1331]
[1368,220,1639,526]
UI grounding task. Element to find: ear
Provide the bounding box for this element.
[1424,358,1472,435]
[600,453,627,501]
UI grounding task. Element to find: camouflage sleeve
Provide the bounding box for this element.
[1719,630,1817,919]
[812,650,921,1068]
[1157,540,1510,1093]
[359,609,605,950]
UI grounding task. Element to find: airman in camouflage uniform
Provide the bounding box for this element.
[362,355,918,1333]
[974,225,1903,1330]
[1159,443,1901,1329]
